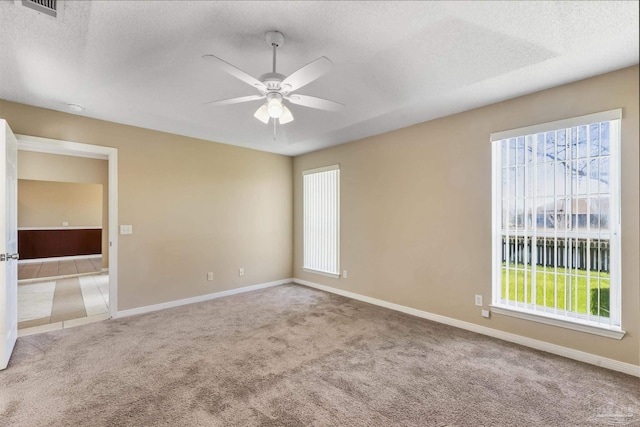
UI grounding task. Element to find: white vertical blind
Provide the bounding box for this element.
[303,165,340,276]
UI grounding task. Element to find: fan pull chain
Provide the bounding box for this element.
[273,118,277,141]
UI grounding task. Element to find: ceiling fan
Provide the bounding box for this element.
[202,31,344,127]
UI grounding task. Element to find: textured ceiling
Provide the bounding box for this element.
[0,1,638,156]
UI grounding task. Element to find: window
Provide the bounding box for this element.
[491,110,622,338]
[303,165,340,277]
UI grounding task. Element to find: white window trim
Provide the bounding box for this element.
[490,109,624,338]
[490,306,624,339]
[302,164,340,176]
[490,109,622,141]
[302,268,341,279]
[302,164,340,277]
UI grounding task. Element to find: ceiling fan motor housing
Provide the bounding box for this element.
[259,73,286,90]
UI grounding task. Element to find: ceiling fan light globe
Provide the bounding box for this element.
[279,105,294,124]
[254,104,270,124]
[267,98,283,118]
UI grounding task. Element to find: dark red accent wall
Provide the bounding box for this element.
[18,229,102,260]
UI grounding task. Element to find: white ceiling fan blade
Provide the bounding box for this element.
[287,94,344,112]
[203,95,265,107]
[279,105,294,124]
[202,55,266,90]
[281,57,333,92]
[254,103,270,124]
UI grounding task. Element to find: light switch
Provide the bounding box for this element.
[62,221,69,227]
[120,225,133,235]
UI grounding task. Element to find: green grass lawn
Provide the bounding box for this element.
[501,264,610,317]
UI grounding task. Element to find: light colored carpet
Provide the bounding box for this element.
[1,284,638,426]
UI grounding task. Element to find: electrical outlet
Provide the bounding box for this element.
[474,295,483,307]
[238,268,244,276]
[207,272,213,281]
[482,309,491,318]
[342,270,348,279]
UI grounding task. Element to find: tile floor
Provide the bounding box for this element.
[18,256,102,281]
[18,272,110,336]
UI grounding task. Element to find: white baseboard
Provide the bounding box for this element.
[19,254,101,264]
[294,278,640,378]
[117,278,292,318]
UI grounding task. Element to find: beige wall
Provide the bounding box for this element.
[293,66,639,366]
[18,180,103,228]
[19,150,108,184]
[18,151,109,267]
[1,100,293,311]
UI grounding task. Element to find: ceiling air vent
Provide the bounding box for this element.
[22,0,57,18]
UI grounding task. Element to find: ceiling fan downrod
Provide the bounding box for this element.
[266,31,284,74]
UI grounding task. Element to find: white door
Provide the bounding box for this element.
[0,120,18,370]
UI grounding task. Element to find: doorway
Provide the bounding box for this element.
[15,134,118,334]
[18,179,107,331]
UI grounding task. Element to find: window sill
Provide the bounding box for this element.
[489,305,626,340]
[302,268,340,279]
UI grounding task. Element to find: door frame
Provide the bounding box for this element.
[15,134,118,318]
